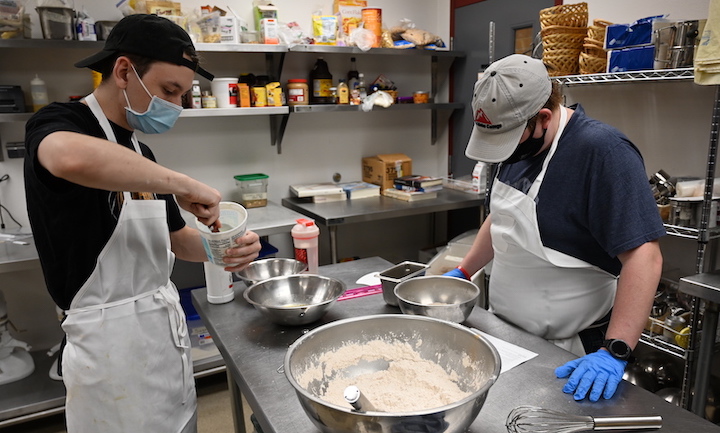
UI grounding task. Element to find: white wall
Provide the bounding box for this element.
[585,0,710,24]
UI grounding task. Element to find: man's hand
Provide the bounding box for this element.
[555,350,627,402]
[220,231,261,272]
[175,181,222,230]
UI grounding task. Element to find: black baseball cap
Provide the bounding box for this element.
[75,14,214,80]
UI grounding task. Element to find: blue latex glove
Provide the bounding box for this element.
[443,268,468,279]
[555,350,627,402]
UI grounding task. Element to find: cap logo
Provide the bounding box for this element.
[474,108,501,129]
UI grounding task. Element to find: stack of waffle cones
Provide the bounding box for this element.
[540,2,588,76]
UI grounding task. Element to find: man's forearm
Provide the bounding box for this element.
[607,241,663,349]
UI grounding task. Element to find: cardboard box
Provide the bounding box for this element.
[238,84,251,107]
[362,153,412,191]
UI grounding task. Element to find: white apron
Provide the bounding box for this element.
[488,107,617,356]
[61,93,197,433]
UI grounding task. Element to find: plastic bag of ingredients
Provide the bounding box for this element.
[312,12,337,45]
[116,0,146,16]
[0,1,25,39]
[76,6,96,41]
[349,25,375,51]
[278,21,313,47]
[360,90,394,112]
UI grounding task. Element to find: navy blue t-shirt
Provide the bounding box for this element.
[496,104,666,276]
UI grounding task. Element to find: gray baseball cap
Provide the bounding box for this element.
[465,54,551,163]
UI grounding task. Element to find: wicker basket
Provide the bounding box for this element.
[541,26,587,52]
[540,2,588,29]
[541,25,589,37]
[587,19,612,44]
[579,51,607,74]
[593,19,613,28]
[543,52,580,76]
[543,47,582,58]
[584,37,604,48]
[582,43,606,58]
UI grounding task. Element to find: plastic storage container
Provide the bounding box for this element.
[234,173,269,208]
[36,7,75,40]
[291,219,320,274]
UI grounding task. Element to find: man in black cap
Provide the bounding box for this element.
[24,14,260,433]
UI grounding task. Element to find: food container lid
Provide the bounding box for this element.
[288,79,308,83]
[234,173,269,181]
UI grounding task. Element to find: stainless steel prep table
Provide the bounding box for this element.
[192,256,720,433]
[282,189,484,263]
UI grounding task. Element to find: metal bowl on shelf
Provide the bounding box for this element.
[394,276,480,323]
[235,258,307,286]
[284,314,501,433]
[243,274,345,326]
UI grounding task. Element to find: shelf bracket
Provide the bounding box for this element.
[269,113,289,154]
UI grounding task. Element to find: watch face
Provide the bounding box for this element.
[608,340,631,359]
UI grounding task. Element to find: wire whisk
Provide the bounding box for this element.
[506,406,663,433]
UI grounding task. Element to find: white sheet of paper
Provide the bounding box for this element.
[474,330,538,374]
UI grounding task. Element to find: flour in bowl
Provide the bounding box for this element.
[296,338,471,412]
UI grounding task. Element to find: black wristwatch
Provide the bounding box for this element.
[602,339,635,363]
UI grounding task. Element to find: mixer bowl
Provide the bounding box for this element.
[284,314,501,433]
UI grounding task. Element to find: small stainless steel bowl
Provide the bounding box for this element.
[235,258,307,286]
[394,276,480,323]
[243,274,346,326]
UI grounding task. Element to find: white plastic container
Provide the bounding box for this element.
[210,77,239,108]
[203,262,235,304]
[291,219,319,274]
[195,202,248,266]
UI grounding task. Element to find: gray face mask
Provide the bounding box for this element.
[123,65,183,134]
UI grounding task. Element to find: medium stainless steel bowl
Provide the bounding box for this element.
[235,258,307,286]
[284,314,501,433]
[243,274,345,326]
[394,276,480,323]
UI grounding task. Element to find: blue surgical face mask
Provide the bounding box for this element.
[124,65,182,134]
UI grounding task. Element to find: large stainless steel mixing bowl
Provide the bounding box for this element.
[284,314,501,433]
[235,258,307,286]
[394,276,480,323]
[243,274,345,326]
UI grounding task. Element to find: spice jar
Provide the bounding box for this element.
[413,91,429,104]
[287,79,309,106]
[201,91,217,108]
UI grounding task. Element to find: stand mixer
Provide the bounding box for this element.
[0,289,35,385]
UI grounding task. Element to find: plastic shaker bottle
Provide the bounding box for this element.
[291,218,320,274]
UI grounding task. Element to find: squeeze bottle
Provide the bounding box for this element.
[291,218,320,274]
[203,262,235,304]
[31,75,49,112]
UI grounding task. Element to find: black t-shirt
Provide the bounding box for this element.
[24,101,185,310]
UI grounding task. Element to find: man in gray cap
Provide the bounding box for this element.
[24,14,260,432]
[445,54,664,402]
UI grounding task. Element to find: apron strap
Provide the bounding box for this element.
[84,93,142,205]
[154,284,190,404]
[527,106,569,199]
